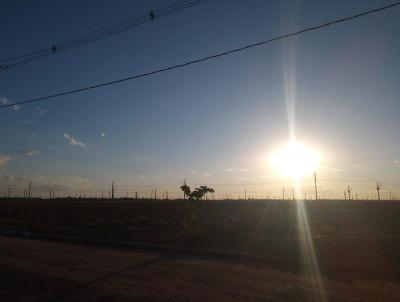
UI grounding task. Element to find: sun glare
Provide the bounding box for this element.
[268,141,320,180]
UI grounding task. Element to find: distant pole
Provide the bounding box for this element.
[7,187,11,198]
[292,189,295,201]
[282,187,285,200]
[135,191,138,200]
[28,180,32,198]
[376,181,381,201]
[183,177,187,200]
[344,190,347,200]
[154,188,157,200]
[347,186,351,200]
[166,190,169,200]
[244,189,247,200]
[49,190,52,199]
[111,182,115,199]
[314,172,318,200]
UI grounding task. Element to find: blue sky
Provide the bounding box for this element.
[1,0,400,198]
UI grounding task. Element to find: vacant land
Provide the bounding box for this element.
[1,236,400,302]
[1,199,400,275]
[0,199,400,301]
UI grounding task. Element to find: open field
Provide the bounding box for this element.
[1,199,400,277]
[1,199,400,301]
[1,235,400,302]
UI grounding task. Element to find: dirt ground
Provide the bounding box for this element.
[1,236,400,302]
[1,199,400,301]
[1,199,400,272]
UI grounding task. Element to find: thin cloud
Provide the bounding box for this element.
[64,133,86,148]
[0,155,11,167]
[101,132,106,137]
[1,96,20,111]
[320,166,341,172]
[37,107,46,115]
[192,170,210,177]
[354,163,370,171]
[19,149,40,156]
[394,160,400,165]
[226,168,248,172]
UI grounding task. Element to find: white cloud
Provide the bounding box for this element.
[226,168,248,172]
[64,133,86,148]
[0,97,9,106]
[354,163,370,171]
[320,166,341,172]
[394,160,400,165]
[37,107,46,115]
[19,149,40,156]
[0,155,11,167]
[191,170,210,177]
[139,174,145,178]
[1,96,20,111]
[101,132,106,137]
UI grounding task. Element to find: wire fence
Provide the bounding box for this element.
[1,178,400,200]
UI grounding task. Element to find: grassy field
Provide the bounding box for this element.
[1,198,400,278]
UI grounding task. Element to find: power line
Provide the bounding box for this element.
[1,1,400,109]
[0,0,207,71]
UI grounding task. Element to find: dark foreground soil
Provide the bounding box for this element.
[1,236,400,302]
[0,199,400,301]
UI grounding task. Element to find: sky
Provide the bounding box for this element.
[1,0,400,199]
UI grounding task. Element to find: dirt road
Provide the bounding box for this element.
[1,236,399,301]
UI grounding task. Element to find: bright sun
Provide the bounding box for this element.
[268,141,320,180]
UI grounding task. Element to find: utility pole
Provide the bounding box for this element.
[154,188,157,200]
[282,187,285,200]
[376,181,381,201]
[183,177,187,200]
[344,190,347,200]
[28,180,32,199]
[111,182,115,199]
[347,186,352,200]
[7,187,11,198]
[314,172,318,200]
[135,191,138,200]
[292,189,295,201]
[244,189,247,200]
